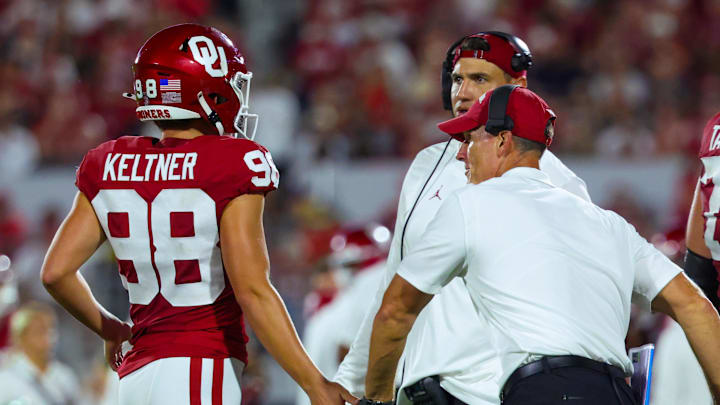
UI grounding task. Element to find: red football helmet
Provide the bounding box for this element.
[127,24,257,139]
[328,224,391,271]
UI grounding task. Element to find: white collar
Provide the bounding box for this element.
[500,167,553,185]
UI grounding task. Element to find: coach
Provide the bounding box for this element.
[363,85,720,405]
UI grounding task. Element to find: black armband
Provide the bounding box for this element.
[684,248,720,309]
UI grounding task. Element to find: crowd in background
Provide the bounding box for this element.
[0,0,715,403]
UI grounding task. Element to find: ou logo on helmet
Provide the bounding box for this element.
[188,36,229,78]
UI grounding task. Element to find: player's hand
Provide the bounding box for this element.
[306,378,359,405]
[104,321,132,372]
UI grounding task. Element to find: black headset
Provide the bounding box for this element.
[441,31,533,111]
[485,84,519,135]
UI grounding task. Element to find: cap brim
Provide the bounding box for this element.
[437,114,480,141]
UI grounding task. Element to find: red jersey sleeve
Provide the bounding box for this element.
[699,112,720,158]
[75,145,104,199]
[228,139,280,195]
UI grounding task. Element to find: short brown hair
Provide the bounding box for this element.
[513,120,553,155]
[153,119,203,131]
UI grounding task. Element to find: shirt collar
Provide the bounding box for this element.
[500,167,553,186]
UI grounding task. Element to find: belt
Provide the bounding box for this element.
[501,355,626,401]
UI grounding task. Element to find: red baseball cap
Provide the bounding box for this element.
[451,33,528,79]
[437,86,556,145]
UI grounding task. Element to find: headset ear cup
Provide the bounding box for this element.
[511,53,521,73]
[511,52,532,73]
[441,60,452,111]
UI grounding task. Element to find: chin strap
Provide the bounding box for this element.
[197,91,225,135]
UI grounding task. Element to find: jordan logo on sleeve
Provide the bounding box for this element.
[429,186,443,201]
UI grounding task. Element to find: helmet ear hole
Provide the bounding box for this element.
[209,93,228,105]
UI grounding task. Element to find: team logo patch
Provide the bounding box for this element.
[162,92,182,104]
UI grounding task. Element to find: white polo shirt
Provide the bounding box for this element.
[334,141,591,405]
[397,167,682,390]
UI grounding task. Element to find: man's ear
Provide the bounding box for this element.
[496,130,512,155]
[512,76,528,88]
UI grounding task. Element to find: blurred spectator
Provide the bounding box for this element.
[0,255,18,350]
[0,88,39,184]
[12,207,62,300]
[0,302,82,405]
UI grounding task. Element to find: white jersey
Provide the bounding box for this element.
[398,167,681,390]
[334,140,591,404]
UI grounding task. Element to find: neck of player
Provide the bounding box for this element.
[158,118,218,140]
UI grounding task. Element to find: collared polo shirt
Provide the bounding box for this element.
[397,167,681,390]
[335,141,591,405]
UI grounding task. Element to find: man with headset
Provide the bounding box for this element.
[334,32,590,404]
[363,85,720,405]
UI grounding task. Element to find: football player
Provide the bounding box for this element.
[41,24,356,405]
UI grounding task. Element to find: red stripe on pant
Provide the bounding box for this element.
[190,358,202,405]
[212,359,224,405]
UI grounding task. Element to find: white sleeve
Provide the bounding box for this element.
[626,219,683,310]
[539,150,592,202]
[397,193,467,294]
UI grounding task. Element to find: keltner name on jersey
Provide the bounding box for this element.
[102,152,198,182]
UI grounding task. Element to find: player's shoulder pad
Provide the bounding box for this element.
[83,136,155,160]
[700,111,720,158]
[213,137,279,194]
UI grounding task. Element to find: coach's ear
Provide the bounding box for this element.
[496,130,513,156]
[511,76,527,88]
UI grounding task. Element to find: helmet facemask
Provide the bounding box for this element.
[230,71,258,140]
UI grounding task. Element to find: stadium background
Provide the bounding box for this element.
[0,0,716,403]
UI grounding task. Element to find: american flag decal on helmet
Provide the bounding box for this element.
[159,79,181,91]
